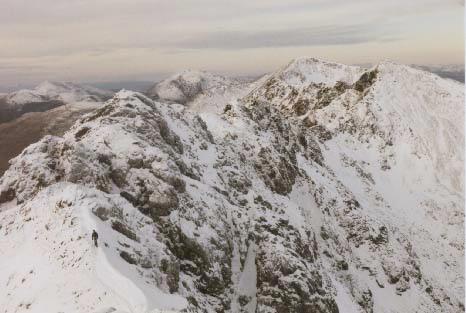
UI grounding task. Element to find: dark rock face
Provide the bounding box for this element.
[243,100,300,195]
[160,258,181,293]
[120,250,138,264]
[254,148,298,195]
[194,116,215,144]
[111,220,139,242]
[0,188,15,204]
[226,172,252,194]
[314,84,349,110]
[74,126,91,140]
[353,69,378,93]
[255,225,339,313]
[92,206,111,221]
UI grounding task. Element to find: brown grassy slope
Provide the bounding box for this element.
[0,103,100,176]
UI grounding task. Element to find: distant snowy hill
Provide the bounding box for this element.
[0,59,463,313]
[0,81,112,123]
[147,70,256,112]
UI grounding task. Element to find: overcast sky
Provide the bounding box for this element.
[0,0,464,87]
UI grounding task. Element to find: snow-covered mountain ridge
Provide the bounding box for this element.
[0,58,463,313]
[6,81,112,105]
[0,81,112,123]
[146,70,257,113]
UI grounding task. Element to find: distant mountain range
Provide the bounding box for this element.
[0,81,112,175]
[412,64,464,83]
[0,64,461,94]
[0,81,112,123]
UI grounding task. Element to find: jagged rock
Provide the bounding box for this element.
[119,250,137,265]
[111,220,139,242]
[0,188,15,204]
[74,126,91,140]
[160,258,180,293]
[254,147,298,195]
[353,69,378,93]
[92,206,110,221]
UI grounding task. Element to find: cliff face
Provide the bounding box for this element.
[0,59,463,313]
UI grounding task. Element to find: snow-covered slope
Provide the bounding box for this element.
[275,57,364,87]
[245,58,364,116]
[245,58,465,312]
[147,70,256,113]
[6,81,112,106]
[0,58,463,313]
[0,81,112,123]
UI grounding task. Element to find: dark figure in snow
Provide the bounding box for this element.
[92,229,98,247]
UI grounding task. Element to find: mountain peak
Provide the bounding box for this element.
[287,56,345,67]
[147,70,241,105]
[34,81,77,94]
[273,56,364,87]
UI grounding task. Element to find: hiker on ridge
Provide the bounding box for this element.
[92,229,99,247]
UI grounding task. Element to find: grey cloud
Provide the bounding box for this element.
[0,63,48,71]
[167,24,396,50]
[0,21,396,59]
[0,0,457,31]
